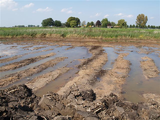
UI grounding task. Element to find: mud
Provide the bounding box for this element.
[0,54,24,63]
[0,53,56,72]
[58,46,108,96]
[94,53,130,99]
[140,56,160,79]
[26,67,71,91]
[1,85,160,120]
[33,46,46,50]
[0,57,67,87]
[65,46,75,50]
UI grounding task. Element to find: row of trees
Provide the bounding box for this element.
[41,14,159,28]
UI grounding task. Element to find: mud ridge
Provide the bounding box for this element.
[58,46,108,96]
[140,56,160,79]
[93,53,130,99]
[0,54,24,63]
[0,57,67,87]
[65,46,75,50]
[26,67,71,91]
[0,53,56,72]
[1,84,160,120]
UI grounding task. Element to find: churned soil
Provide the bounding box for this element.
[0,57,67,87]
[140,56,160,79]
[0,53,55,72]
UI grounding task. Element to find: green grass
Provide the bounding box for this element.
[0,27,160,40]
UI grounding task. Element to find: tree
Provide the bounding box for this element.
[133,24,135,28]
[41,18,54,27]
[65,22,70,27]
[54,20,62,27]
[117,19,127,28]
[67,17,81,27]
[101,18,109,27]
[148,25,150,28]
[82,21,86,27]
[90,21,94,26]
[111,22,116,27]
[96,20,101,27]
[70,20,77,27]
[87,22,91,27]
[136,14,148,28]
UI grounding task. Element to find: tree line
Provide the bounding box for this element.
[41,14,160,29]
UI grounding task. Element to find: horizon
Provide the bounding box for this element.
[0,0,160,27]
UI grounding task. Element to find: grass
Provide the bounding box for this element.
[0,27,160,41]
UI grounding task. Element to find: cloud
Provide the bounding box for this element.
[90,13,101,18]
[150,17,154,19]
[0,0,18,10]
[104,14,109,18]
[61,7,73,14]
[23,3,34,8]
[78,12,82,14]
[116,13,123,16]
[12,8,18,11]
[36,7,53,12]
[115,13,133,18]
[125,15,133,18]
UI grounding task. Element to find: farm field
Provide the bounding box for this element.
[1,27,160,42]
[0,38,160,119]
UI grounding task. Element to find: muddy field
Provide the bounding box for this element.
[0,40,160,119]
[0,40,160,102]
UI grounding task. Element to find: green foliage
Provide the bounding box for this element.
[101,18,109,27]
[117,19,127,28]
[110,22,116,27]
[136,14,148,28]
[67,17,80,27]
[70,20,77,28]
[90,21,94,26]
[41,18,54,27]
[87,22,91,27]
[1,27,160,40]
[55,20,62,27]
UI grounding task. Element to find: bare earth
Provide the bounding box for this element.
[0,52,55,72]
[26,67,71,91]
[0,57,67,87]
[140,56,160,79]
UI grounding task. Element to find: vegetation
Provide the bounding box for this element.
[117,19,127,28]
[67,17,81,27]
[41,18,54,27]
[0,27,160,41]
[136,14,148,28]
[101,18,110,28]
[54,20,62,27]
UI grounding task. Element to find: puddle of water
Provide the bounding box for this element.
[103,47,118,70]
[122,46,160,103]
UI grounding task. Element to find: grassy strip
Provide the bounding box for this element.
[0,27,160,40]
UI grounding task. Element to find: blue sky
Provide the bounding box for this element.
[0,0,160,27]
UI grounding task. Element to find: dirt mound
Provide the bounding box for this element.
[1,85,160,120]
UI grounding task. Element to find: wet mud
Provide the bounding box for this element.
[140,56,160,79]
[0,53,55,72]
[0,57,67,87]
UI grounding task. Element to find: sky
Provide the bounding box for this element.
[0,0,160,27]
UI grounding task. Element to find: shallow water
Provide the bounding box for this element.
[0,42,160,103]
[122,46,160,103]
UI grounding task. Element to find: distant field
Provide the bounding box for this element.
[0,27,160,41]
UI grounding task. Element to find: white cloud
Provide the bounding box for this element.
[95,13,101,16]
[116,13,123,16]
[150,17,154,19]
[12,8,18,11]
[36,7,53,12]
[125,15,133,18]
[104,14,109,18]
[0,0,17,10]
[78,12,82,14]
[61,7,73,14]
[115,13,133,18]
[23,3,34,8]
[90,13,101,18]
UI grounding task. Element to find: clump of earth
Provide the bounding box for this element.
[0,84,160,120]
